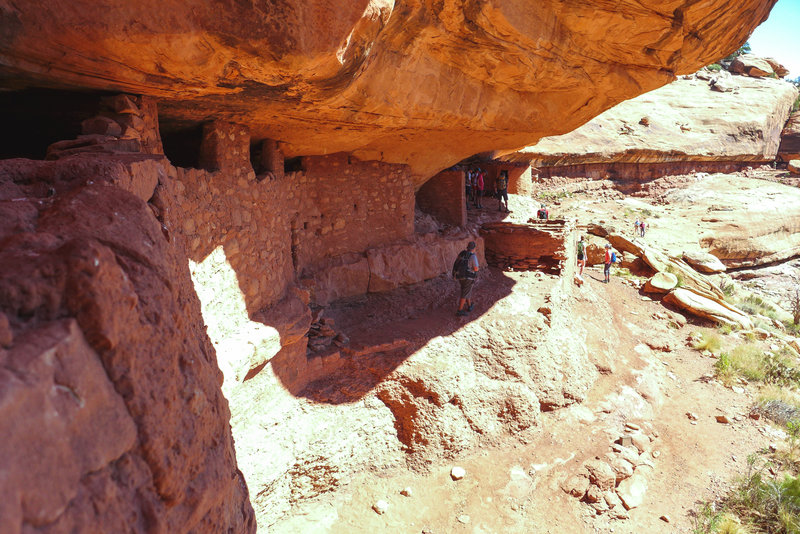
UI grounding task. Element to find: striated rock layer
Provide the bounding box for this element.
[780,111,800,163]
[0,0,778,178]
[500,75,798,177]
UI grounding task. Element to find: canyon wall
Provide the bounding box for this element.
[0,154,256,534]
[501,74,799,180]
[0,0,779,178]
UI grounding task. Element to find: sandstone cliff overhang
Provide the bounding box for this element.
[0,0,779,179]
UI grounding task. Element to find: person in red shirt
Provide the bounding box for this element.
[475,168,485,208]
[603,244,612,283]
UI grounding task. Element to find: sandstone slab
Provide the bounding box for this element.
[663,288,753,329]
[683,251,727,273]
[643,272,678,294]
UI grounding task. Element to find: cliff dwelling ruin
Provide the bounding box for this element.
[1,1,797,533]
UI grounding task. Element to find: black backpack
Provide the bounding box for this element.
[452,250,476,280]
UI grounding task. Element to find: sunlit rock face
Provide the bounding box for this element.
[0,0,778,178]
[503,75,799,169]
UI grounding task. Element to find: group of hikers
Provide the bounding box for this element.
[452,234,618,317]
[465,167,510,212]
[634,218,647,237]
[450,193,653,316]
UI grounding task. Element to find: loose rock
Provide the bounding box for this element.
[373,500,389,515]
[450,466,466,480]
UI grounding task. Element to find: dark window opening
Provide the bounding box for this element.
[284,156,304,173]
[250,141,264,175]
[0,88,106,160]
[159,120,204,169]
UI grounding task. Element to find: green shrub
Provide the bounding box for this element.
[724,456,800,533]
[715,352,735,384]
[764,353,800,387]
[707,63,723,72]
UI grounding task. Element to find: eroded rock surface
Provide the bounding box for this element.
[0,0,778,177]
[0,157,255,533]
[780,112,800,163]
[504,74,798,174]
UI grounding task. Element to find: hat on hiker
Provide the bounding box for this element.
[467,241,476,250]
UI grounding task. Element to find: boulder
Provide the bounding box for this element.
[710,76,736,93]
[789,160,800,176]
[643,272,678,294]
[730,54,775,77]
[663,288,753,329]
[607,234,644,257]
[585,243,607,266]
[682,251,727,273]
[584,459,617,491]
[765,58,789,78]
[367,233,484,293]
[617,473,649,510]
[306,254,371,306]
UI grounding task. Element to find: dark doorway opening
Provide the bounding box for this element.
[0,88,105,160]
[159,120,204,169]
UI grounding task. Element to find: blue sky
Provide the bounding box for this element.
[748,0,800,79]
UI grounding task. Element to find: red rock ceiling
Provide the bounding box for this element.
[0,0,778,178]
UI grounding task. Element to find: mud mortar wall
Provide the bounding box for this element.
[169,122,415,315]
[480,221,570,273]
[416,169,465,227]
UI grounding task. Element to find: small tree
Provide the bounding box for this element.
[792,287,800,326]
[722,41,752,64]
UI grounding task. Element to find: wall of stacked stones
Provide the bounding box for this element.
[167,121,416,315]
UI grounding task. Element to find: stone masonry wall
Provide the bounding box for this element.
[293,154,415,274]
[172,126,416,315]
[416,169,465,226]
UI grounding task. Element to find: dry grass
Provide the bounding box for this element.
[695,331,723,353]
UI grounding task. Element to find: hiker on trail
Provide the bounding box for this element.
[453,241,479,317]
[640,219,646,237]
[465,168,472,210]
[475,169,485,208]
[495,170,509,213]
[603,243,613,283]
[537,203,549,220]
[576,235,586,278]
[634,218,640,235]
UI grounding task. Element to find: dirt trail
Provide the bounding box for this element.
[268,260,778,533]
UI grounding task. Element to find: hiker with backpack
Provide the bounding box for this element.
[495,170,509,212]
[634,218,640,235]
[537,203,549,220]
[603,243,614,283]
[576,235,586,279]
[640,219,646,237]
[453,241,479,316]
